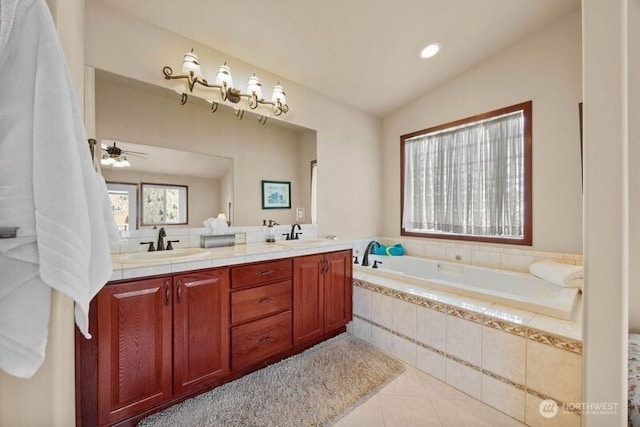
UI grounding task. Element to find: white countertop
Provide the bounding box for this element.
[110,239,353,282]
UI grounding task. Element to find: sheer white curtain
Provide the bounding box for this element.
[402,112,524,238]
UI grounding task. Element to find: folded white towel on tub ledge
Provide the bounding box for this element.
[529,260,584,290]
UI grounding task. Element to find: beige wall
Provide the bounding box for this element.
[85,0,383,239]
[381,11,583,254]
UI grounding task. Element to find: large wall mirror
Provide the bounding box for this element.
[95,69,317,228]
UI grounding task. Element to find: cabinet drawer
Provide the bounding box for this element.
[231,259,292,289]
[231,280,292,325]
[231,310,292,371]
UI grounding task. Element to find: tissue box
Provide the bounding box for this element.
[200,234,235,248]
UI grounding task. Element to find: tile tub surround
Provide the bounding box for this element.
[349,275,582,426]
[353,237,583,274]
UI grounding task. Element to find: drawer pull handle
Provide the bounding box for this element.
[257,297,273,304]
[255,270,274,276]
[176,281,182,303]
[256,335,272,344]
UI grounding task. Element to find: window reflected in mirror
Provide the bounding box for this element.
[106,182,138,231]
[141,183,188,226]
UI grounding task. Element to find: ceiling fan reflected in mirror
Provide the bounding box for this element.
[100,141,147,168]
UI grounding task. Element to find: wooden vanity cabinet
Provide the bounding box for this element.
[79,251,352,426]
[96,268,229,426]
[293,250,352,345]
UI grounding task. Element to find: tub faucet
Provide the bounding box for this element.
[361,240,380,267]
[157,227,166,251]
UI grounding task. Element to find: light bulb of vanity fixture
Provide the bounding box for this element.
[181,49,201,77]
[246,74,263,100]
[271,83,287,114]
[215,63,233,89]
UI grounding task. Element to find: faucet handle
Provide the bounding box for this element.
[353,256,359,265]
[372,260,383,269]
[282,233,291,240]
[166,240,179,251]
[141,241,155,252]
[294,231,302,240]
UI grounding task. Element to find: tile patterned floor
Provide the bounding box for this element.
[334,363,525,427]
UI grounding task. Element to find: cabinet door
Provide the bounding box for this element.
[173,269,230,395]
[292,254,324,344]
[324,250,353,332]
[97,277,172,426]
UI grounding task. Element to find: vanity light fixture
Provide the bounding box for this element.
[162,49,289,124]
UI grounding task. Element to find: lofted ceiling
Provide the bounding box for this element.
[96,0,580,118]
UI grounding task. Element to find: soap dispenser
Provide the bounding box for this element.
[265,220,276,243]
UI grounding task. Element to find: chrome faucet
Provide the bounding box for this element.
[157,227,166,251]
[289,223,302,240]
[361,240,380,267]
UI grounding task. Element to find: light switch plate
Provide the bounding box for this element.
[296,207,305,221]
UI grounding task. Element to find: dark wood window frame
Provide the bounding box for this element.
[400,101,533,246]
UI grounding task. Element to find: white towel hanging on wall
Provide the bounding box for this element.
[0,0,118,378]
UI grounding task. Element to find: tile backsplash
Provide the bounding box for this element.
[352,236,582,273]
[111,223,318,254]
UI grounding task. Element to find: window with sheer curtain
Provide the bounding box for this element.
[401,101,532,245]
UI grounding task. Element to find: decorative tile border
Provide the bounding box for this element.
[354,314,417,344]
[528,328,582,355]
[446,353,482,372]
[415,297,447,313]
[415,338,446,356]
[482,369,525,391]
[483,318,527,338]
[447,307,483,324]
[353,278,582,355]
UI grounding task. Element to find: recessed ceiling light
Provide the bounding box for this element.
[420,43,441,59]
